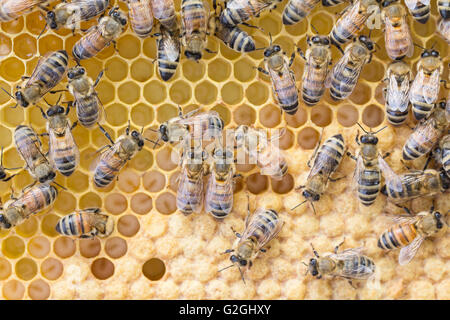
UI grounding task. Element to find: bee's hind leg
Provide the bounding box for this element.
[348,280,357,289]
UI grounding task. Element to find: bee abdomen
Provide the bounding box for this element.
[358,169,380,206]
[54,154,77,176]
[377,224,417,250]
[438,0,450,18]
[94,160,119,187]
[442,146,450,176]
[219,7,248,26]
[344,255,375,277]
[322,0,345,6]
[227,27,256,52]
[56,213,90,236]
[76,97,101,128]
[302,74,326,106]
[386,108,408,125]
[402,137,431,160]
[410,3,430,23]
[282,0,318,25]
[158,59,179,81]
[411,98,434,121]
[72,31,107,61]
[38,50,68,88]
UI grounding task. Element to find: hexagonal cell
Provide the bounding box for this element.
[106,103,129,127]
[105,57,128,81]
[247,173,269,194]
[259,104,281,128]
[208,58,231,82]
[41,258,63,281]
[426,36,448,58]
[131,58,154,82]
[310,12,334,34]
[28,279,50,300]
[246,82,269,105]
[91,258,115,280]
[143,37,157,58]
[183,60,206,82]
[221,82,243,105]
[2,280,25,300]
[337,104,359,127]
[155,192,177,215]
[1,103,24,126]
[2,236,25,259]
[2,17,23,33]
[233,104,256,125]
[412,16,436,38]
[54,191,77,215]
[0,33,12,57]
[234,57,256,82]
[15,258,38,281]
[12,34,35,60]
[15,217,38,238]
[195,81,218,105]
[0,257,11,280]
[362,60,385,83]
[297,127,319,150]
[142,258,166,281]
[279,128,295,150]
[156,103,177,123]
[41,214,61,238]
[96,81,115,105]
[1,57,25,81]
[117,34,141,59]
[311,104,333,127]
[28,236,50,259]
[91,124,115,148]
[219,42,241,61]
[105,193,128,215]
[144,80,167,104]
[79,238,101,258]
[118,169,140,193]
[67,171,89,193]
[38,35,63,55]
[131,192,153,215]
[131,148,154,171]
[118,215,140,237]
[79,192,102,209]
[25,11,46,34]
[53,236,76,259]
[80,58,103,80]
[259,15,282,37]
[285,19,308,36]
[143,170,166,192]
[349,82,372,105]
[362,104,385,128]
[211,103,231,126]
[156,147,177,171]
[105,237,128,259]
[64,34,81,54]
[271,173,294,194]
[131,103,154,127]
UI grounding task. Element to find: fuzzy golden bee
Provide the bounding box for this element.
[150,0,177,31]
[127,0,154,38]
[0,183,58,230]
[56,208,114,238]
[181,0,210,61]
[282,0,319,26]
[0,0,46,22]
[72,7,127,61]
[404,0,430,23]
[153,24,181,81]
[218,0,280,27]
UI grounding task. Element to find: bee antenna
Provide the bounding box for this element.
[356,122,369,134]
[291,199,307,210]
[37,14,48,40]
[374,125,388,134]
[254,47,266,51]
[153,138,161,150]
[218,264,235,272]
[56,94,62,105]
[238,266,246,285]
[1,87,15,100]
[144,137,161,148]
[43,98,52,107]
[311,24,319,34]
[302,261,309,275]
[413,43,425,50]
[52,181,67,191]
[430,41,436,50]
[147,128,158,132]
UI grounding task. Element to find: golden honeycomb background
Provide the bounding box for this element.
[0,0,448,300]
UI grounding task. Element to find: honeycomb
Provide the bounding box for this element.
[0,0,448,300]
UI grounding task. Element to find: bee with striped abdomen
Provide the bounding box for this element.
[402,101,448,161]
[0,0,46,22]
[219,0,280,27]
[2,50,68,108]
[438,0,450,18]
[293,133,346,213]
[72,7,127,61]
[381,0,413,60]
[256,41,299,115]
[437,18,450,44]
[0,183,58,230]
[67,66,104,128]
[410,48,444,121]
[382,61,412,125]
[326,35,375,101]
[297,34,332,106]
[153,24,181,81]
[150,0,177,31]
[14,125,56,184]
[322,0,349,6]
[127,0,153,38]
[378,207,447,265]
[305,240,376,287]
[282,0,319,26]
[329,0,378,52]
[404,0,430,23]
[433,134,450,177]
[56,208,114,238]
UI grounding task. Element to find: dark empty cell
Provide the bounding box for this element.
[142,258,166,281]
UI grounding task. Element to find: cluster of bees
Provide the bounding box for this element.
[0,0,447,289]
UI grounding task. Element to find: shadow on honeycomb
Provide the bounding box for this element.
[0,0,448,300]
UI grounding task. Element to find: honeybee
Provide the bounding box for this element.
[72,7,127,61]
[220,198,284,283]
[404,0,430,24]
[297,34,332,106]
[438,0,450,19]
[0,0,46,22]
[381,0,413,60]
[176,145,208,215]
[0,183,58,230]
[293,133,346,213]
[235,125,288,180]
[2,50,68,108]
[127,0,153,38]
[150,0,177,31]
[0,147,21,183]
[14,125,56,184]
[329,0,378,52]
[181,0,211,61]
[437,18,450,44]
[38,103,80,177]
[382,60,412,125]
[326,35,375,101]
[67,66,103,128]
[154,24,181,81]
[256,41,299,115]
[347,124,388,206]
[433,134,450,177]
[305,240,376,287]
[282,0,320,25]
[378,208,447,265]
[402,101,448,161]
[410,48,444,121]
[219,0,280,27]
[56,208,114,238]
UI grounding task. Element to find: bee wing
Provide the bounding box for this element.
[329,249,375,279]
[388,73,410,112]
[15,131,46,173]
[5,0,44,16]
[352,153,364,192]
[177,166,204,213]
[64,1,108,27]
[162,32,181,62]
[423,69,441,105]
[390,214,419,224]
[326,52,360,93]
[398,235,424,265]
[405,23,414,58]
[378,155,403,193]
[91,143,125,176]
[404,0,418,10]
[329,246,365,259]
[48,123,80,169]
[26,51,54,87]
[420,0,430,6]
[408,116,440,145]
[227,0,271,15]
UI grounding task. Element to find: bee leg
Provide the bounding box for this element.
[346,151,357,161]
[21,76,30,81]
[310,243,320,257]
[355,130,360,145]
[328,176,345,182]
[71,121,78,131]
[39,132,49,137]
[400,160,411,171]
[2,173,17,182]
[9,186,18,200]
[422,153,432,171]
[231,226,241,238]
[402,207,413,216]
[348,280,357,289]
[254,67,269,76]
[97,123,115,145]
[308,129,324,168]
[240,22,259,29]
[205,48,217,54]
[94,70,105,88]
[21,181,36,195]
[288,51,296,67]
[112,40,118,53]
[221,249,234,254]
[296,47,306,61]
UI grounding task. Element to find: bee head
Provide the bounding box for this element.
[302,189,320,202]
[421,49,439,58]
[0,214,11,229]
[360,134,378,145]
[359,35,374,51]
[67,66,85,79]
[47,105,65,117]
[46,11,58,29]
[264,44,281,57]
[109,8,127,25]
[131,130,144,148]
[230,254,247,267]
[158,124,169,142]
[15,91,28,108]
[308,258,320,277]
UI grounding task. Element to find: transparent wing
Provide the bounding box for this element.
[385,18,413,59]
[227,0,272,15]
[325,53,351,88]
[404,0,418,10]
[177,166,204,213]
[420,0,430,6]
[26,51,54,87]
[378,155,403,193]
[410,68,424,98]
[423,69,440,104]
[352,153,364,192]
[390,214,419,224]
[308,139,341,179]
[15,131,46,173]
[329,246,365,259]
[408,116,440,148]
[182,0,209,34]
[4,0,44,16]
[329,249,375,279]
[48,123,80,169]
[162,32,181,62]
[399,236,424,265]
[388,73,410,112]
[64,1,108,27]
[92,143,125,177]
[177,111,218,125]
[326,52,362,93]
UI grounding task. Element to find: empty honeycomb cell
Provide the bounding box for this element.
[182,60,206,82]
[155,192,177,215]
[247,173,269,194]
[234,57,256,83]
[349,82,372,105]
[41,258,63,281]
[67,171,89,193]
[92,124,115,148]
[337,104,359,127]
[0,33,12,56]
[96,81,115,105]
[25,11,46,35]
[222,82,243,105]
[15,258,38,281]
[156,147,177,171]
[233,104,256,125]
[142,258,166,281]
[271,174,294,194]
[105,237,128,259]
[362,60,385,83]
[13,34,37,59]
[211,104,231,126]
[64,34,81,54]
[259,15,282,37]
[362,104,385,128]
[79,239,101,258]
[169,80,192,104]
[131,103,154,127]
[208,59,231,83]
[41,214,61,238]
[413,17,436,38]
[14,216,38,238]
[106,103,130,127]
[1,57,25,82]
[28,279,50,300]
[310,12,334,34]
[29,107,47,128]
[284,107,307,128]
[2,104,24,126]
[38,35,63,55]
[91,258,115,280]
[297,127,319,150]
[311,104,333,127]
[105,58,128,82]
[118,82,141,105]
[130,149,154,171]
[130,193,153,215]
[0,83,11,104]
[0,257,11,280]
[279,128,294,150]
[117,35,141,59]
[195,81,218,105]
[28,236,50,259]
[54,237,76,259]
[246,82,269,105]
[2,17,23,34]
[2,280,25,300]
[54,191,77,215]
[156,103,178,123]
[285,20,308,36]
[375,83,385,106]
[259,104,281,128]
[2,236,25,259]
[80,148,97,171]
[105,193,128,215]
[143,170,166,192]
[79,192,102,209]
[130,59,154,82]
[142,37,156,58]
[82,58,106,78]
[118,215,140,237]
[219,42,241,61]
[118,169,140,193]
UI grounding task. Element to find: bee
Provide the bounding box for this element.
[322,0,349,6]
[127,0,153,38]
[432,134,450,177]
[2,50,68,108]
[14,125,56,184]
[437,18,450,44]
[235,125,288,180]
[402,101,448,161]
[67,66,104,128]
[153,24,181,81]
[404,0,430,24]
[150,0,177,31]
[329,0,378,52]
[55,208,114,238]
[305,240,376,287]
[205,147,239,219]
[219,0,280,27]
[181,0,211,61]
[297,34,332,106]
[347,124,388,206]
[0,183,58,230]
[72,7,127,62]
[293,133,346,213]
[220,197,284,283]
[326,35,375,101]
[378,207,447,265]
[282,0,320,25]
[256,41,299,115]
[438,0,450,19]
[382,60,412,125]
[38,103,80,177]
[381,0,413,60]
[0,0,46,22]
[0,147,21,183]
[410,48,444,121]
